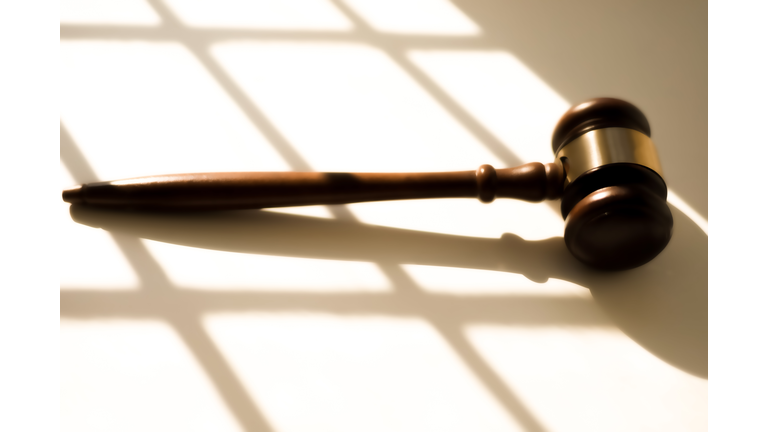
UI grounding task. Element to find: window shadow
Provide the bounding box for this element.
[62,124,558,431]
[447,0,708,218]
[67,201,707,379]
[61,0,707,430]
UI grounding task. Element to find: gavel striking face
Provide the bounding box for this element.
[62,98,672,270]
[551,98,672,270]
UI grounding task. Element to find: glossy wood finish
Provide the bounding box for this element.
[547,97,673,270]
[551,97,651,155]
[62,97,674,270]
[62,162,564,211]
[564,184,673,270]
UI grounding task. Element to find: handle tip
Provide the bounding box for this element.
[62,185,84,205]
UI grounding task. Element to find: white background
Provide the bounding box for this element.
[1,0,764,431]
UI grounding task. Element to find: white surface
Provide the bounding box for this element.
[465,325,707,432]
[143,238,392,292]
[402,264,590,297]
[60,0,161,26]
[61,41,290,180]
[60,1,708,431]
[60,165,140,290]
[340,0,480,35]
[407,50,569,164]
[61,320,242,432]
[204,313,524,432]
[161,0,352,30]
[210,41,504,173]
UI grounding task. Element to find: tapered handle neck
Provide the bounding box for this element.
[62,163,564,210]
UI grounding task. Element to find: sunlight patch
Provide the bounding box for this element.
[465,325,708,432]
[61,0,161,26]
[211,42,504,173]
[204,313,524,432]
[61,41,289,181]
[402,264,591,297]
[408,50,570,164]
[161,0,353,30]
[341,0,480,35]
[61,319,242,432]
[143,239,392,291]
[346,197,563,239]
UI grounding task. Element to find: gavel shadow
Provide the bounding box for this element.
[69,204,707,379]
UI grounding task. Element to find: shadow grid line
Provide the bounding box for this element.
[59,1,568,429]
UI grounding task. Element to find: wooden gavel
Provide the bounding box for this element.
[63,98,672,270]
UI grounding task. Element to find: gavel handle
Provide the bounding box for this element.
[62,163,564,210]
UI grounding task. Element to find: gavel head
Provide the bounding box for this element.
[552,98,673,270]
